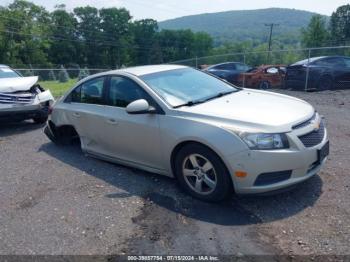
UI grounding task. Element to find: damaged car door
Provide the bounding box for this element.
[99,75,163,170]
[65,76,109,153]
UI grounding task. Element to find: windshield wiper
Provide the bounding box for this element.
[199,90,236,103]
[173,100,205,108]
[173,90,238,109]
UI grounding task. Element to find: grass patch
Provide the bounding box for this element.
[39,78,77,98]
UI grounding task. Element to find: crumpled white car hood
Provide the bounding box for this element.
[0,76,39,92]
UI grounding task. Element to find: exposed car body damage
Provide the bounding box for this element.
[238,65,286,89]
[0,69,54,123]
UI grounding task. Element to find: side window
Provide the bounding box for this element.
[327,58,345,67]
[70,77,105,104]
[314,58,344,67]
[214,64,230,70]
[108,76,152,108]
[71,85,81,103]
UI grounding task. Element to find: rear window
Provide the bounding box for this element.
[0,67,20,78]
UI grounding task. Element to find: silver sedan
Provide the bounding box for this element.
[45,65,329,202]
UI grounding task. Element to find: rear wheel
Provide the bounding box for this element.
[318,75,333,90]
[45,123,79,146]
[258,81,271,90]
[174,143,233,202]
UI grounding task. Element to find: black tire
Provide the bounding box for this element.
[45,123,79,146]
[258,81,271,90]
[33,116,48,124]
[174,143,233,202]
[318,75,333,91]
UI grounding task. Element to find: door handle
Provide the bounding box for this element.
[107,118,118,125]
[73,112,81,118]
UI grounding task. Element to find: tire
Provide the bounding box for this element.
[45,123,79,146]
[258,81,270,90]
[318,75,333,91]
[33,116,48,124]
[174,143,233,202]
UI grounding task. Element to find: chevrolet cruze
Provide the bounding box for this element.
[45,65,329,202]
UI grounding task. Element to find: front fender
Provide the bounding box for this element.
[159,115,248,173]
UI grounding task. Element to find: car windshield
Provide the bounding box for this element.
[140,68,239,107]
[291,57,325,66]
[0,67,20,78]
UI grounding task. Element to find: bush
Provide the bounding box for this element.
[58,65,69,83]
[48,69,56,81]
[78,67,90,80]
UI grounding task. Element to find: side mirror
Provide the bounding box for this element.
[126,99,156,114]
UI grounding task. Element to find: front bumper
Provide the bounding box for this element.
[0,104,49,122]
[226,127,329,195]
[0,90,54,122]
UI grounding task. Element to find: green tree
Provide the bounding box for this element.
[58,65,69,82]
[330,4,350,45]
[78,67,89,80]
[132,19,159,65]
[49,5,79,65]
[0,0,51,65]
[73,6,102,67]
[99,7,133,67]
[48,69,56,81]
[301,15,329,48]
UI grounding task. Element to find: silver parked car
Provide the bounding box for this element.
[45,65,329,202]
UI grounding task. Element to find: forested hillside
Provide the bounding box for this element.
[159,8,327,46]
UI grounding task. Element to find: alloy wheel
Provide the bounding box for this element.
[182,154,217,195]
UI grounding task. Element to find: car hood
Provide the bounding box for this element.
[178,89,314,132]
[0,76,39,93]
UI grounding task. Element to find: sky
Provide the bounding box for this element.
[2,0,349,21]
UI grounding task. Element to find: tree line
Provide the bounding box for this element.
[0,0,350,73]
[0,0,213,69]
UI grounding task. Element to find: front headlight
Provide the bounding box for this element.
[239,133,289,150]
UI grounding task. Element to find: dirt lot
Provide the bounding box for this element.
[0,89,349,256]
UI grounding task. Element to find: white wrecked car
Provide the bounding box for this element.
[0,65,54,124]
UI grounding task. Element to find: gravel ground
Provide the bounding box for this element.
[0,89,349,256]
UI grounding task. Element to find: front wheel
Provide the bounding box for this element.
[175,143,233,202]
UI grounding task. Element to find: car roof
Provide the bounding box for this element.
[0,64,10,68]
[207,62,243,69]
[291,56,350,66]
[107,64,187,77]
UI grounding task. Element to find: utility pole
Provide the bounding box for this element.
[264,23,279,63]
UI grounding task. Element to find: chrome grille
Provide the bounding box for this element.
[298,121,325,148]
[0,92,34,104]
[292,112,316,129]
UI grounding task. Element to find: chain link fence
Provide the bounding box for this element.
[9,66,111,97]
[13,67,110,82]
[169,45,350,91]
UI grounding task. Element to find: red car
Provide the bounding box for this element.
[238,65,286,89]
